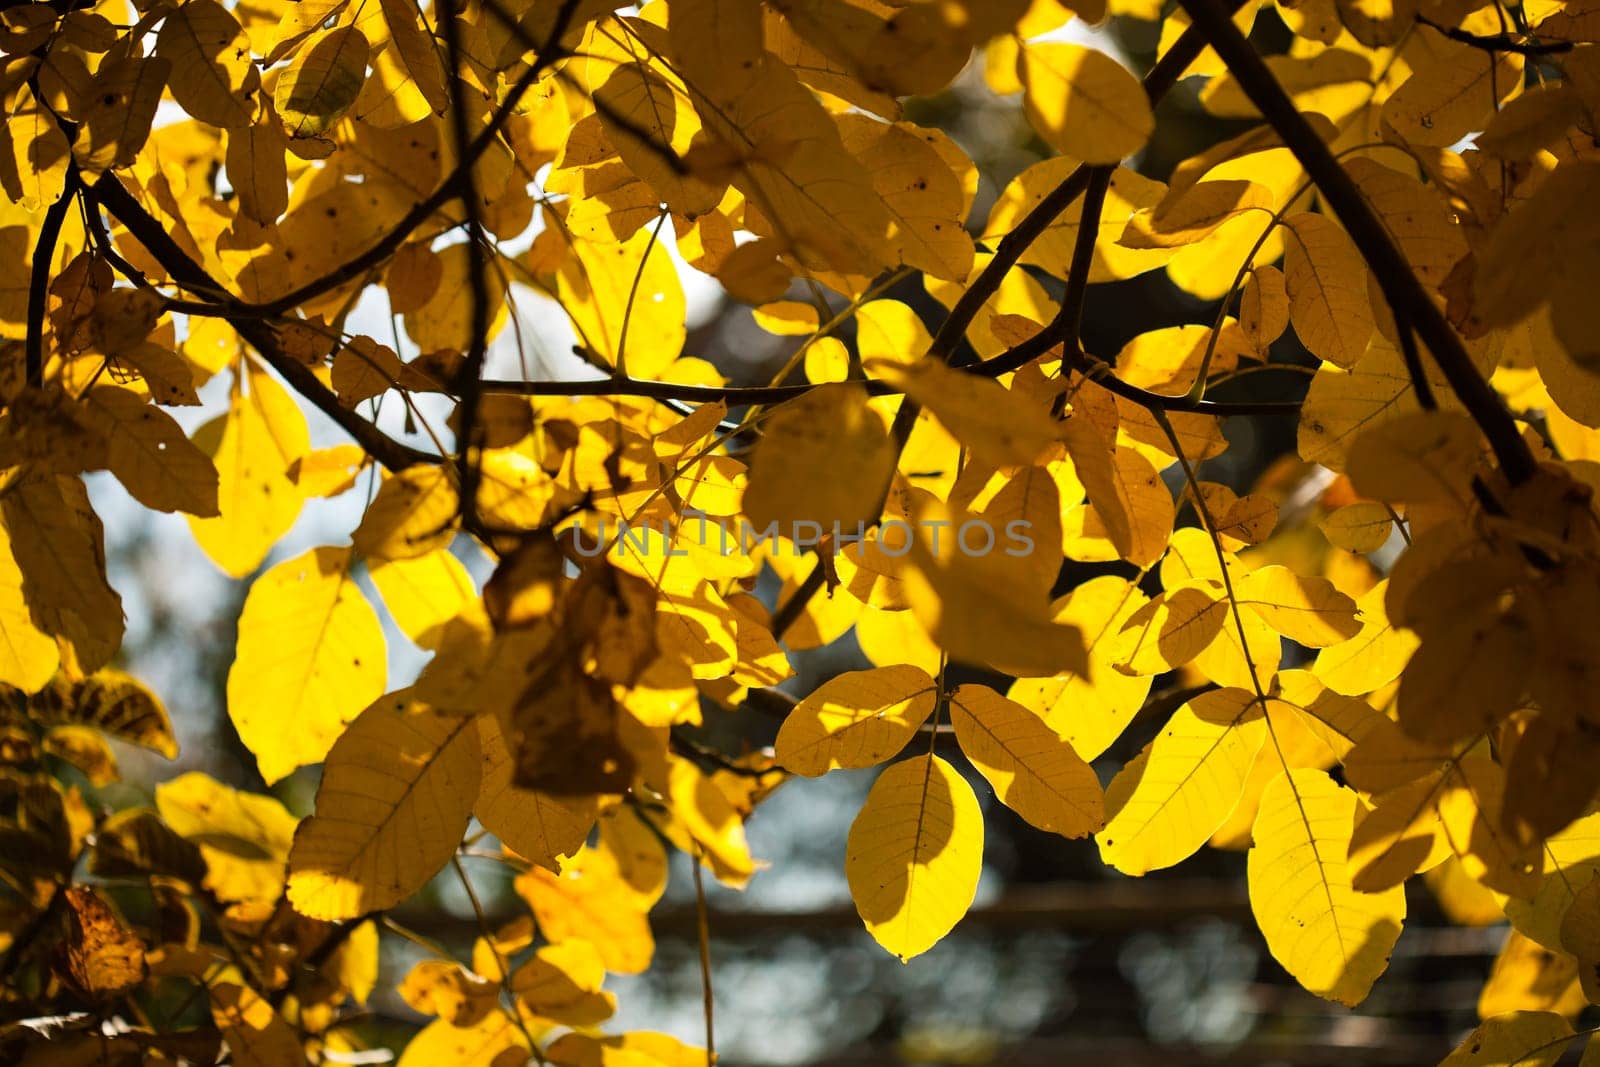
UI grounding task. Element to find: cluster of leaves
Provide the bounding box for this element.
[8,0,1600,1061]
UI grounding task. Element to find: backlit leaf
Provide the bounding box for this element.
[287,694,481,919]
[1249,769,1406,1006]
[846,754,983,961]
[227,545,387,783]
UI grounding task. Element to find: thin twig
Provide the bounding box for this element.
[450,855,546,1065]
[1416,14,1572,54]
[691,852,716,1064]
[253,0,585,315]
[88,176,438,472]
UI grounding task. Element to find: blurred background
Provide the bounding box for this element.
[92,9,1520,1065]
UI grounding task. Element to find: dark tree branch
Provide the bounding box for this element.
[1416,14,1572,54]
[1176,0,1538,485]
[437,0,493,525]
[88,176,438,471]
[933,0,1249,368]
[251,0,584,316]
[1056,167,1112,352]
[25,171,77,387]
[475,364,1301,416]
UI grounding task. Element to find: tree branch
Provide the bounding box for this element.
[25,172,77,387]
[1176,0,1538,485]
[252,0,584,316]
[1416,14,1572,55]
[933,0,1248,368]
[437,0,494,522]
[1055,166,1112,352]
[88,176,438,471]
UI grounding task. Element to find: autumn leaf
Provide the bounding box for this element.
[227,545,387,783]
[287,694,481,919]
[846,754,983,962]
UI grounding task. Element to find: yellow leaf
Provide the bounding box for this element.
[1097,689,1266,875]
[1313,580,1417,695]
[776,665,938,777]
[475,714,597,872]
[351,465,459,561]
[870,358,1060,469]
[1249,769,1406,1006]
[547,1030,709,1067]
[72,57,169,178]
[779,0,1026,97]
[370,549,477,651]
[275,26,369,138]
[846,754,983,962]
[62,885,147,1000]
[1240,264,1289,353]
[1381,30,1522,147]
[227,545,387,783]
[1346,773,1450,892]
[901,498,1088,677]
[805,336,849,383]
[399,959,498,1026]
[509,939,616,1027]
[558,225,686,380]
[1346,410,1481,506]
[699,52,892,275]
[1235,564,1360,647]
[1282,212,1375,369]
[1344,157,1468,290]
[949,683,1103,838]
[1111,582,1227,675]
[210,974,305,1067]
[1007,575,1154,760]
[664,756,758,887]
[752,301,818,336]
[287,694,481,919]
[1017,41,1153,164]
[515,846,656,974]
[399,1011,529,1067]
[187,366,309,578]
[405,243,509,357]
[855,298,932,370]
[1061,416,1174,566]
[1297,335,1442,471]
[1437,756,1543,898]
[0,518,60,693]
[1427,856,1508,927]
[156,0,262,128]
[1478,931,1587,1021]
[1440,1012,1573,1067]
[856,601,943,677]
[157,771,298,906]
[596,61,722,220]
[82,386,219,516]
[743,382,895,531]
[1321,502,1395,553]
[598,806,669,909]
[837,116,975,281]
[4,87,70,211]
[1193,599,1281,692]
[2,475,123,673]
[1120,180,1274,249]
[288,444,366,498]
[377,0,447,113]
